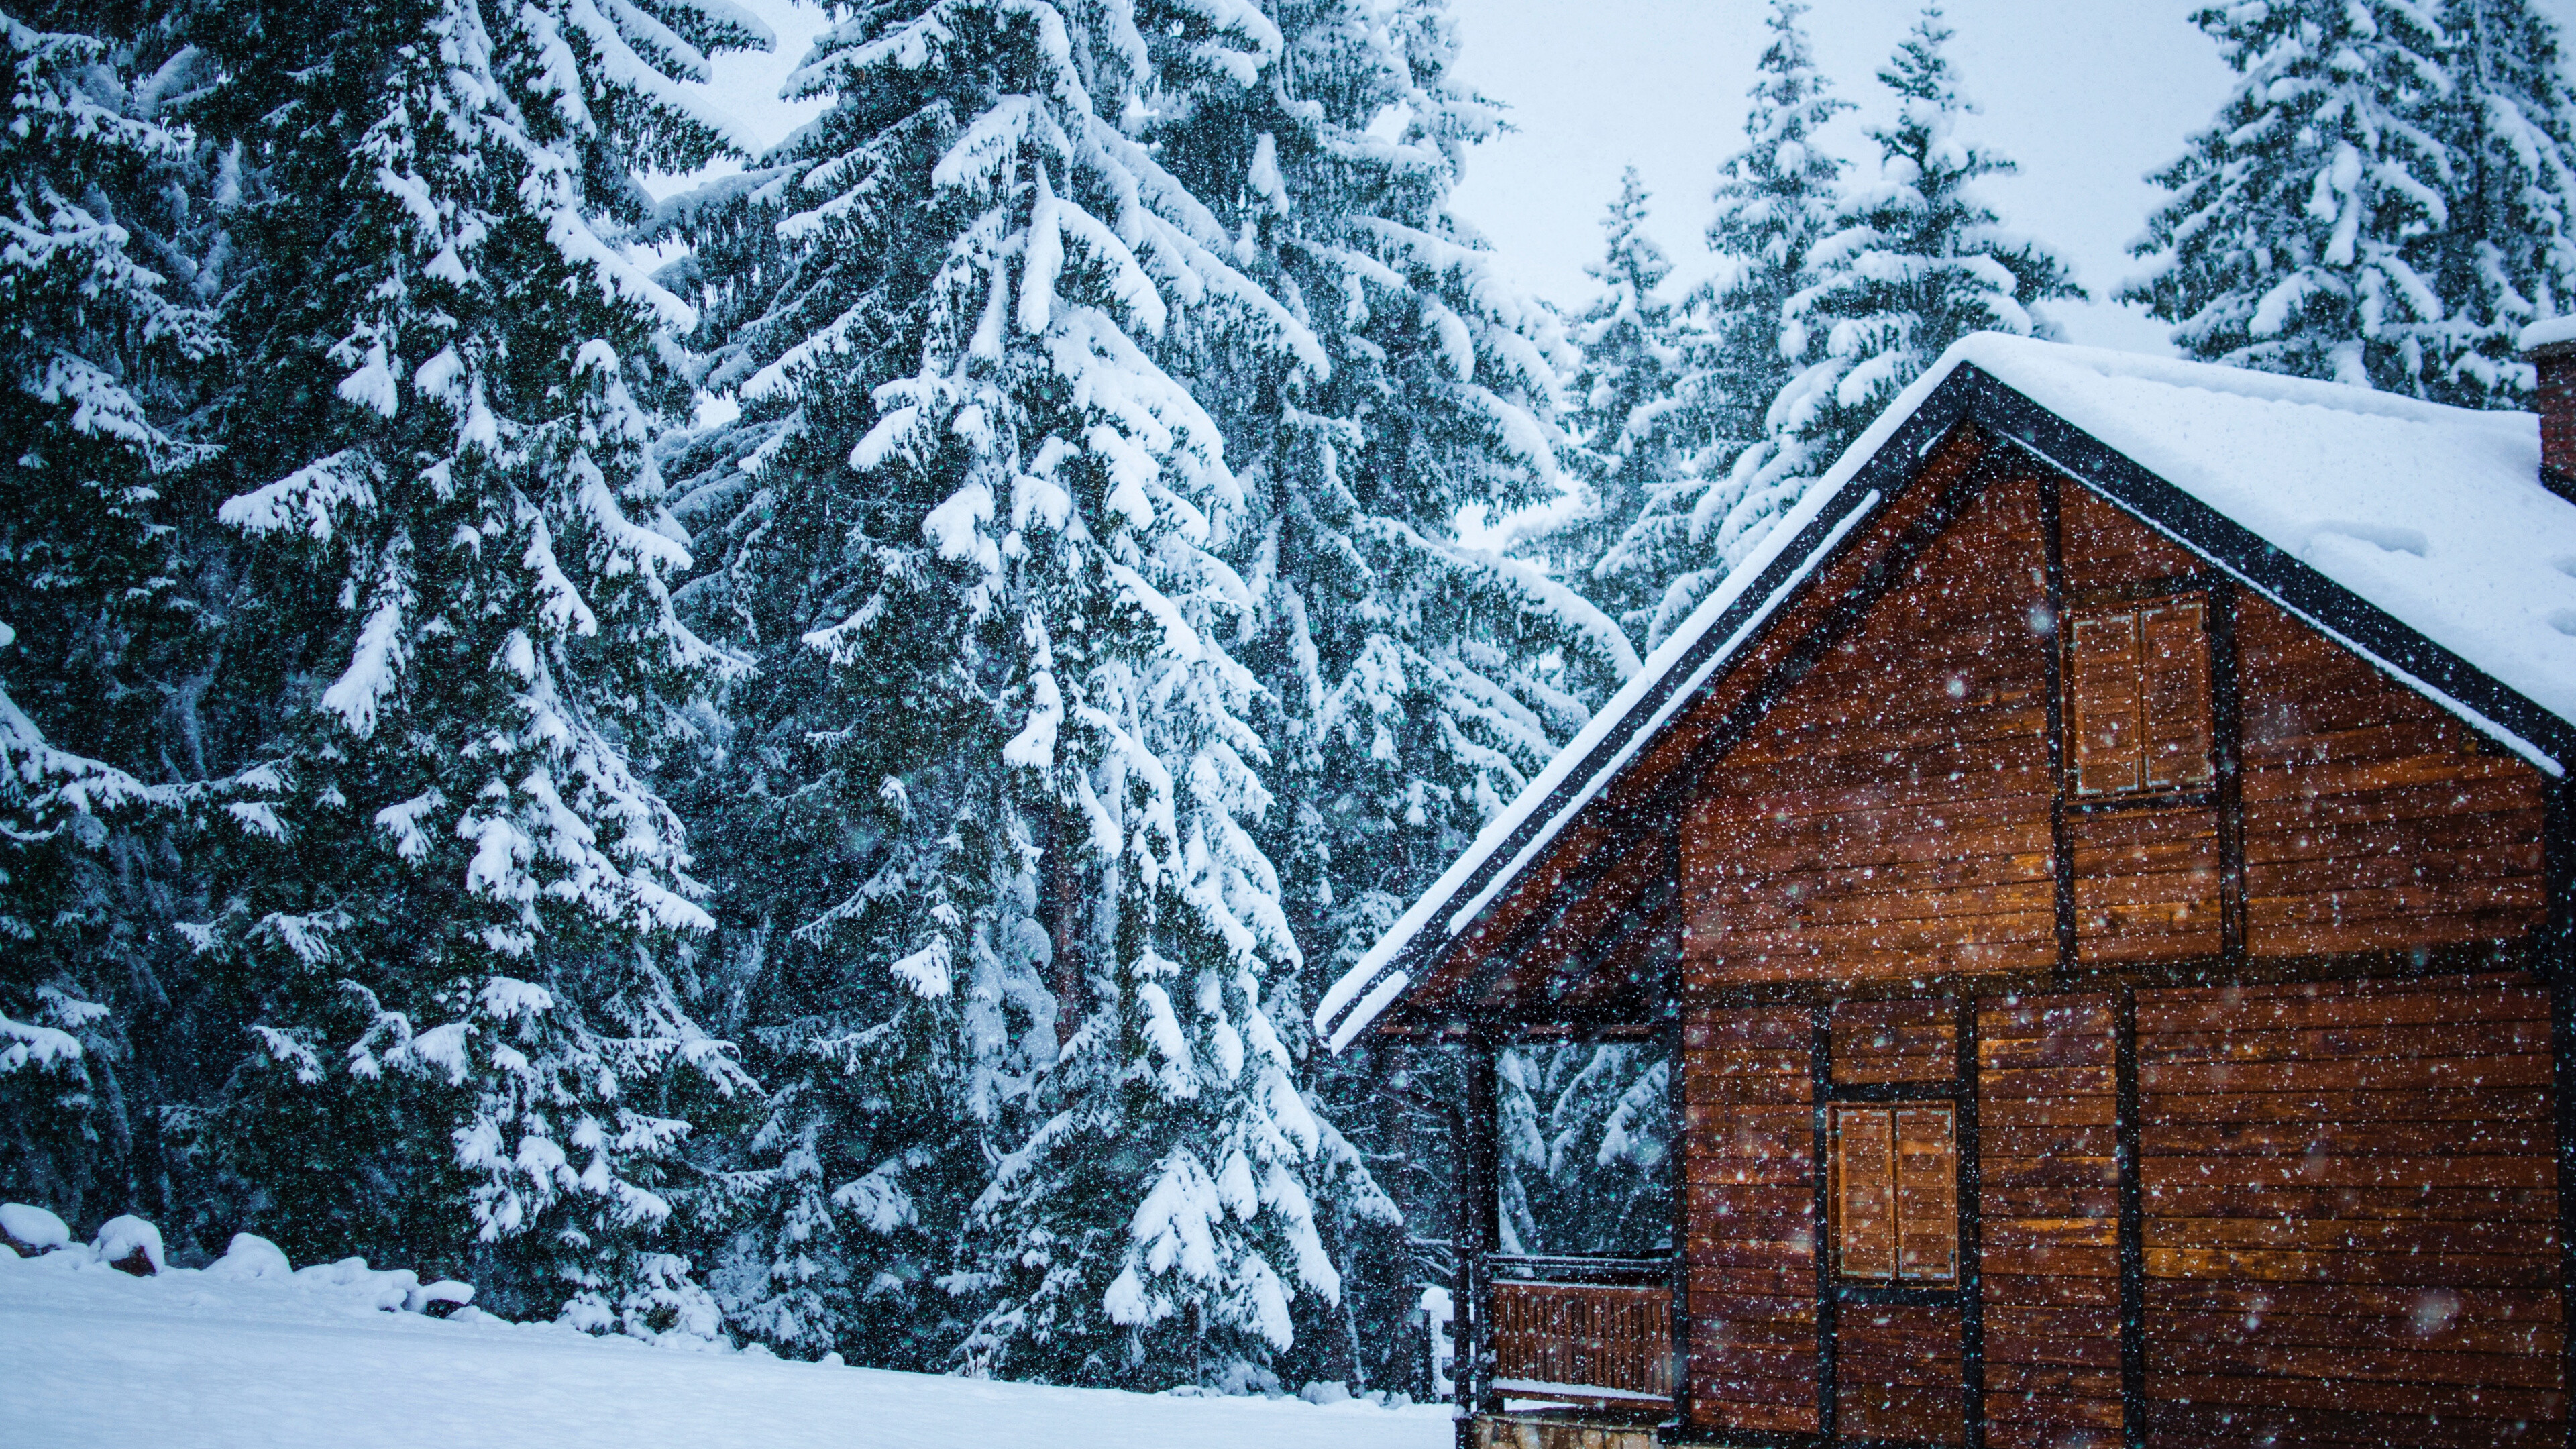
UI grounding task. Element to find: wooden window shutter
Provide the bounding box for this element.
[2140,599,2214,789]
[2066,595,2214,797]
[2066,610,2144,795]
[1833,1104,1959,1284]
[1833,1107,1897,1280]
[1894,1107,1960,1283]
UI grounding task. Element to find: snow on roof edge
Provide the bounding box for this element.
[1313,347,1986,1051]
[2522,315,2576,352]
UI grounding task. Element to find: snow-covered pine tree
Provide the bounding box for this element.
[1149,0,1639,1386]
[1601,0,1850,646]
[647,21,1050,1369]
[1518,168,1684,629]
[2422,0,2576,405]
[0,11,212,1213]
[180,0,767,1334]
[656,0,1391,1387]
[1719,5,2078,580]
[1194,0,1635,992]
[2119,0,2459,393]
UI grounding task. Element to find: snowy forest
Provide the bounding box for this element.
[3,0,2573,1396]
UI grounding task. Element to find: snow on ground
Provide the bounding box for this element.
[2,1244,1454,1449]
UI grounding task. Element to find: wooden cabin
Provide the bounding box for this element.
[1316,332,2576,1449]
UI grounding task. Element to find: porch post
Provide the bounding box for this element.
[1458,1038,1501,1436]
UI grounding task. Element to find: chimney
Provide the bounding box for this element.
[2525,318,2576,503]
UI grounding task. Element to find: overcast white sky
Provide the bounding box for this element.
[697,0,2576,356]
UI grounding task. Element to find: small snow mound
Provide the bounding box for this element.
[818,1350,845,1367]
[2308,520,2430,559]
[1300,1381,1352,1406]
[413,1279,474,1317]
[204,1233,294,1281]
[296,1255,419,1311]
[93,1216,164,1276]
[2522,316,2576,353]
[1,1203,71,1256]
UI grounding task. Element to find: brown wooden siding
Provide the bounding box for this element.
[1839,1301,1966,1443]
[2235,593,2548,957]
[2137,973,2563,1445]
[1831,998,1959,1085]
[1400,427,2004,1032]
[1682,1004,1819,1436]
[1670,469,2548,1006]
[2058,483,2203,594]
[1683,472,2057,986]
[2069,804,2222,964]
[1979,994,2125,1449]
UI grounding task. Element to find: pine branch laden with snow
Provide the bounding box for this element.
[1690,4,2080,651]
[184,0,767,1337]
[1597,0,1854,648]
[0,14,217,1188]
[2122,0,2576,405]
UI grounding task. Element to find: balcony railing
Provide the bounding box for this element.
[1485,1255,1675,1407]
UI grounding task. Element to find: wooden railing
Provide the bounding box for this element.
[1487,1260,1675,1407]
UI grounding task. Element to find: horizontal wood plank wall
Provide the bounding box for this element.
[1980,994,2125,1449]
[1391,431,1997,1029]
[2137,974,2565,1446]
[1684,474,2054,986]
[2058,484,2202,594]
[1840,1302,1967,1443]
[1682,1005,1819,1436]
[1476,835,1668,1016]
[2235,593,2548,957]
[2070,805,2222,964]
[1833,999,1961,1085]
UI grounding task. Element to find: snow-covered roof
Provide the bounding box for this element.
[1315,332,2576,1053]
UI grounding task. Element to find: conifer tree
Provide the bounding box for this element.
[0,11,213,1209]
[2121,0,2459,392]
[2424,0,2576,404]
[1183,0,1635,1382]
[1210,0,1634,995]
[181,0,768,1332]
[648,66,1022,1374]
[1601,0,1849,645]
[1722,6,2077,580]
[661,0,1404,1386]
[1521,169,1683,630]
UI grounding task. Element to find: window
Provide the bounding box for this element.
[1493,1040,1672,1257]
[1829,1104,1957,1283]
[2065,595,2213,797]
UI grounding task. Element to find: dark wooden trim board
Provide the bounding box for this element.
[2551,779,2575,1449]
[1812,1005,1837,1444]
[2115,985,2145,1449]
[1957,1003,1985,1449]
